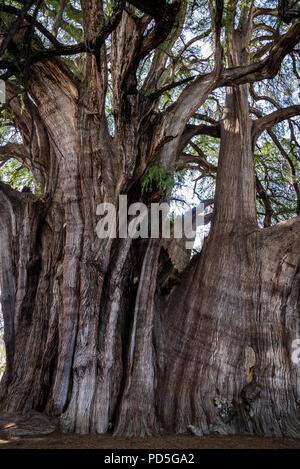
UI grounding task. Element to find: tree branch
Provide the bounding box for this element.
[1,0,125,65]
[0,180,32,209]
[252,105,300,142]
[278,0,300,23]
[221,20,300,86]
[261,215,300,250]
[183,123,221,140]
[148,76,195,99]
[0,143,28,163]
[256,176,273,227]
[179,151,217,174]
[267,128,300,216]
[127,0,180,21]
[0,4,62,49]
[0,0,36,58]
[253,8,278,18]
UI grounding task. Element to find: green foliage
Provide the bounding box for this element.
[142,164,186,199]
[0,158,35,191]
[142,165,175,198]
[0,117,37,193]
[255,131,300,224]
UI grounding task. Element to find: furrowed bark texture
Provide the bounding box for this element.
[154,18,300,437]
[0,8,300,438]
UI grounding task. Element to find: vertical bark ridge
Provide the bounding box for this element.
[114,239,162,437]
[92,237,132,434]
[0,183,65,412]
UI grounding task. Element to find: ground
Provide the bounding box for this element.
[1,433,300,449]
[0,412,300,449]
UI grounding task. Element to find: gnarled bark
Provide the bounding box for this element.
[0,0,299,440]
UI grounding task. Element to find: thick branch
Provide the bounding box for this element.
[177,122,220,162]
[183,123,221,140]
[278,0,300,23]
[253,8,278,18]
[0,5,62,48]
[268,128,300,216]
[256,176,273,228]
[261,215,300,251]
[159,16,299,170]
[127,0,180,21]
[179,152,217,175]
[221,20,300,86]
[148,77,195,100]
[0,180,32,208]
[208,0,224,75]
[0,143,28,163]
[0,0,36,58]
[252,105,300,142]
[250,84,281,110]
[1,1,125,64]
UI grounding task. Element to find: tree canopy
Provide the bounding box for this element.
[0,0,300,226]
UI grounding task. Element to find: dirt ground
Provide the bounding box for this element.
[1,432,300,449]
[0,413,299,449]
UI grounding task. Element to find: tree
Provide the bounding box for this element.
[0,306,5,378]
[0,0,300,437]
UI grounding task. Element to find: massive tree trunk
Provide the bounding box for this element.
[0,1,300,439]
[155,20,300,438]
[156,83,300,436]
